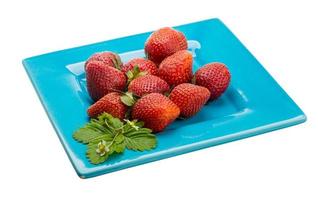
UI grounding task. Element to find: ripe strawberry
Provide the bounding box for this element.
[132,93,180,132]
[145,27,188,64]
[193,62,231,100]
[87,92,127,119]
[121,58,158,75]
[85,52,122,71]
[128,75,170,97]
[169,83,210,118]
[158,50,193,86]
[86,61,127,101]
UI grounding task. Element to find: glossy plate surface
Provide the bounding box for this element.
[23,18,306,178]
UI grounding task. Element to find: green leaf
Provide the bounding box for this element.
[135,121,144,128]
[125,127,152,136]
[124,119,143,131]
[72,113,114,143]
[73,127,104,144]
[97,112,113,121]
[90,133,114,142]
[73,112,158,165]
[110,142,126,154]
[88,120,112,135]
[86,133,126,164]
[86,140,110,164]
[122,121,134,133]
[124,128,157,151]
[97,113,123,130]
[108,117,123,129]
[115,134,125,144]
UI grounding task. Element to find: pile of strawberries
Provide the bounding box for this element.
[85,27,231,132]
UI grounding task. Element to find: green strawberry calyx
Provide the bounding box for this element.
[191,76,196,84]
[126,65,148,84]
[120,92,136,107]
[111,55,123,70]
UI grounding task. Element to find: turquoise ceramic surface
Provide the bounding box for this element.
[23,18,306,178]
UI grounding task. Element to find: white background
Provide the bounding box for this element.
[0,0,317,199]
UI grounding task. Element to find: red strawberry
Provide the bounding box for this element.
[169,83,210,118]
[158,50,193,86]
[86,61,127,101]
[121,58,158,75]
[87,92,127,119]
[85,52,122,70]
[193,62,231,100]
[128,75,170,97]
[132,93,180,132]
[145,27,188,64]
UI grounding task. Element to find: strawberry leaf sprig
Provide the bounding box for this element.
[73,113,157,164]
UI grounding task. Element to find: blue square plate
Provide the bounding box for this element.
[23,18,306,178]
